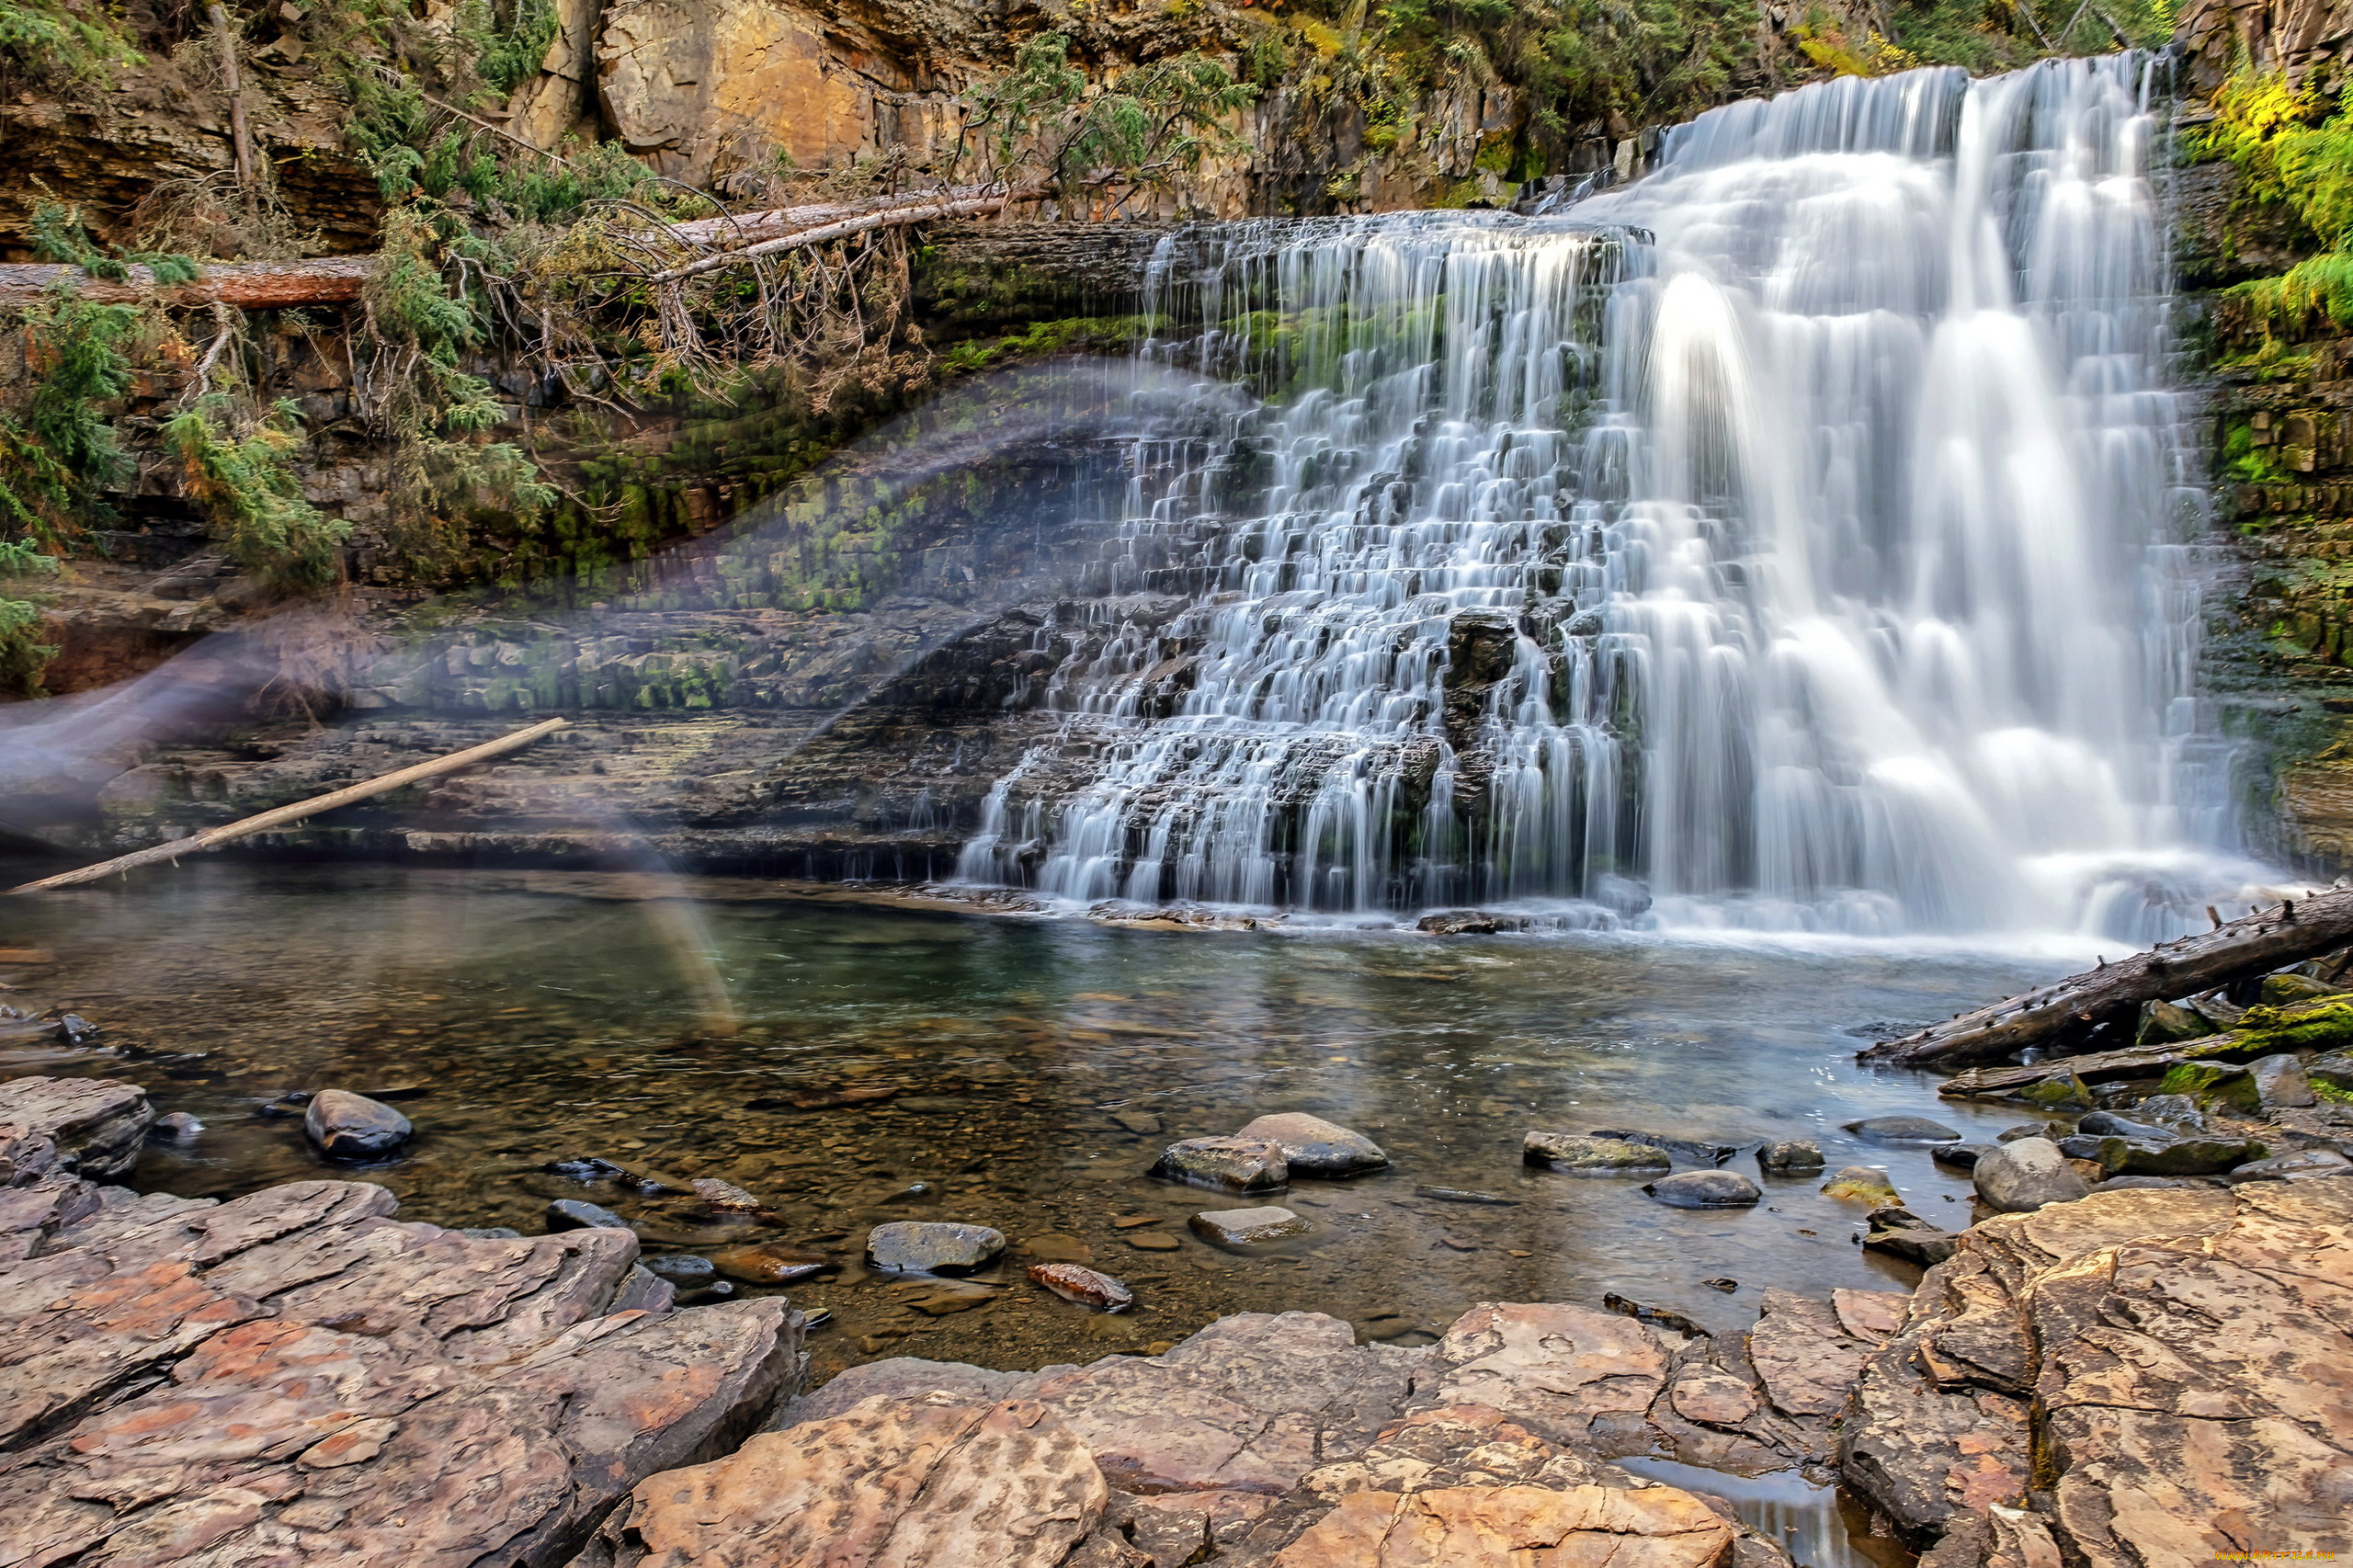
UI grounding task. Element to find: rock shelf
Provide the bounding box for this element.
[1,1074,2345,1567]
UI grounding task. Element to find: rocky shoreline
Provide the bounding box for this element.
[2,1073,2345,1567]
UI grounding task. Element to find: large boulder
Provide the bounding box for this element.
[1971,1137,2089,1212]
[1841,1179,2353,1563]
[1235,1113,1389,1176]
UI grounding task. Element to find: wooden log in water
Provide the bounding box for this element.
[6,717,568,894]
[1857,888,2353,1070]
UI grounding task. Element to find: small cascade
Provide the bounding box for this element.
[959,54,2248,937]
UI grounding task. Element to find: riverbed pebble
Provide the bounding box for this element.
[1642,1170,1761,1209]
[1524,1131,1670,1174]
[1152,1136,1289,1192]
[1028,1262,1134,1311]
[1124,1233,1182,1251]
[641,1255,718,1288]
[1842,1115,1961,1144]
[1973,1137,2090,1212]
[302,1089,412,1159]
[866,1221,1006,1273]
[1188,1205,1311,1245]
[1234,1112,1389,1176]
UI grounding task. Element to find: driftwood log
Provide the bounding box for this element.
[1858,889,2353,1069]
[0,256,377,310]
[1933,1025,2296,1097]
[6,716,566,893]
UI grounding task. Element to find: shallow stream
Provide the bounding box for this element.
[4,860,2070,1382]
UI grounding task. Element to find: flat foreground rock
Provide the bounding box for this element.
[1841,1176,2353,1563]
[0,1077,801,1568]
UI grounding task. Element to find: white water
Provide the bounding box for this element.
[959,55,2263,940]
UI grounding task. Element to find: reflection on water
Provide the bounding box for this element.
[1619,1458,1913,1568]
[7,860,2051,1401]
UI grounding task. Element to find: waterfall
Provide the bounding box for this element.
[958,54,2246,938]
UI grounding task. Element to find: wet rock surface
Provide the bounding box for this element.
[0,1078,801,1568]
[867,1221,1007,1273]
[1233,1113,1388,1176]
[1153,1136,1290,1193]
[1523,1131,1671,1174]
[1840,1178,2353,1563]
[301,1087,415,1160]
[1189,1206,1311,1246]
[0,1075,152,1180]
[1643,1171,1761,1209]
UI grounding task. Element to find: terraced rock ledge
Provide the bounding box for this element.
[2,1075,2345,1567]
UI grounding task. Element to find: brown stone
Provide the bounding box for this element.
[1272,1482,1736,1568]
[1842,1179,2352,1563]
[582,1395,1108,1567]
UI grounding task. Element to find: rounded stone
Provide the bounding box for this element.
[1842,1116,1962,1145]
[1930,1142,1992,1170]
[865,1220,1006,1273]
[302,1089,413,1160]
[1524,1131,1671,1175]
[1151,1136,1289,1192]
[1757,1138,1825,1173]
[1821,1165,1902,1205]
[1972,1136,2091,1213]
[151,1111,204,1142]
[1642,1170,1761,1209]
[1234,1112,1389,1176]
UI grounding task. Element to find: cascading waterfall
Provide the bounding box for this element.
[958,53,2252,938]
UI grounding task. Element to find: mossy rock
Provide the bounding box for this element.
[2154,1060,2260,1111]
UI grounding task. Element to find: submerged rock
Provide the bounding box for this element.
[1820,1165,1901,1205]
[1234,1112,1389,1176]
[1590,1128,1740,1165]
[1643,1170,1761,1209]
[1842,1116,1961,1145]
[301,1089,413,1160]
[1188,1205,1311,1245]
[1972,1136,2090,1211]
[1151,1135,1289,1192]
[711,1241,835,1285]
[866,1221,1006,1273]
[1414,1185,1521,1205]
[1028,1262,1134,1312]
[1929,1142,1991,1170]
[149,1110,203,1142]
[642,1254,719,1288]
[1757,1138,1825,1173]
[691,1177,765,1211]
[1523,1131,1670,1174]
[548,1198,631,1232]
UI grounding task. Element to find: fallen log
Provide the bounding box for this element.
[655,183,1028,249]
[0,256,376,310]
[1933,1020,2302,1097]
[648,191,1035,285]
[6,716,567,893]
[1857,888,2353,1070]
